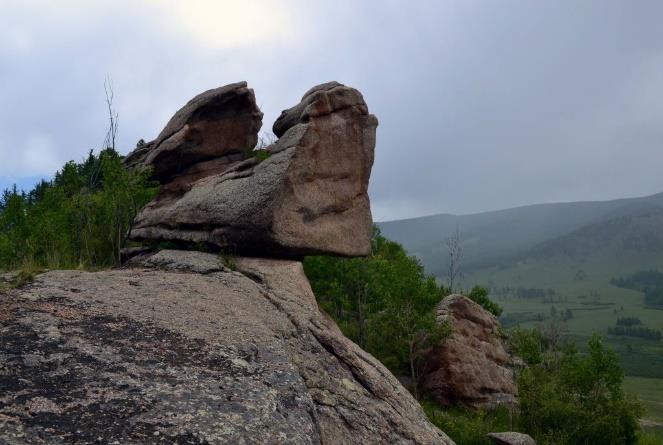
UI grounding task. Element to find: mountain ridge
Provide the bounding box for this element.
[379,191,663,277]
[379,191,663,224]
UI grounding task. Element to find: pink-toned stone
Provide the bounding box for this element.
[423,294,517,409]
[130,82,377,258]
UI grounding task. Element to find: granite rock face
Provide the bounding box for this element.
[272,81,369,137]
[422,294,517,410]
[125,81,263,201]
[129,82,377,258]
[0,81,452,443]
[0,251,453,444]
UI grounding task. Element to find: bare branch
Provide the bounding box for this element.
[254,131,277,150]
[445,226,463,292]
[103,76,118,152]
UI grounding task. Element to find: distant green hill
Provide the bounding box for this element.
[379,191,663,278]
[380,192,663,421]
[529,208,663,261]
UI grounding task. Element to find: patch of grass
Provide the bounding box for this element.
[14,262,44,288]
[638,431,663,444]
[422,401,513,445]
[156,241,179,251]
[624,376,663,422]
[253,149,271,162]
[219,250,237,271]
[244,147,272,163]
[193,241,210,253]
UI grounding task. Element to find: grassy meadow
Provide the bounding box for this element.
[466,251,663,430]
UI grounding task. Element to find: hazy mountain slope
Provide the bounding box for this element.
[529,208,663,261]
[379,192,663,277]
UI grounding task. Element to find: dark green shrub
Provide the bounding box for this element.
[517,334,643,445]
[467,285,503,316]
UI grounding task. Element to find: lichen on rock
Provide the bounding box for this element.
[0,251,454,444]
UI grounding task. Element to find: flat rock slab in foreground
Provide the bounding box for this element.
[0,251,452,444]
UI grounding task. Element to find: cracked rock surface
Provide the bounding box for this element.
[0,251,453,444]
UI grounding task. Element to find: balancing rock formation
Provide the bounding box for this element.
[422,294,517,410]
[0,82,455,444]
[128,81,377,258]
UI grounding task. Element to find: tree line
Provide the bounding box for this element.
[616,317,642,327]
[0,149,157,271]
[608,325,662,341]
[509,328,643,445]
[612,270,663,306]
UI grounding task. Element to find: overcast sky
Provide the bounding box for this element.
[2,1,663,221]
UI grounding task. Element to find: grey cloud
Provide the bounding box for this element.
[1,1,663,221]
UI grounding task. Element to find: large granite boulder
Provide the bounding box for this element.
[0,251,453,444]
[128,82,377,258]
[125,81,263,201]
[422,294,517,410]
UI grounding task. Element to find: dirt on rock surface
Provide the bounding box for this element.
[0,251,453,445]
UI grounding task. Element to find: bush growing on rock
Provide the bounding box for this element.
[467,285,503,316]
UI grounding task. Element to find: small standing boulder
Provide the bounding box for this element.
[422,294,517,409]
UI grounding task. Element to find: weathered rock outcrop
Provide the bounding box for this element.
[0,82,453,443]
[125,81,263,201]
[0,251,453,444]
[422,294,517,410]
[128,82,377,258]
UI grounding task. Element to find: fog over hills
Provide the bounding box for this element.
[379,191,663,278]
